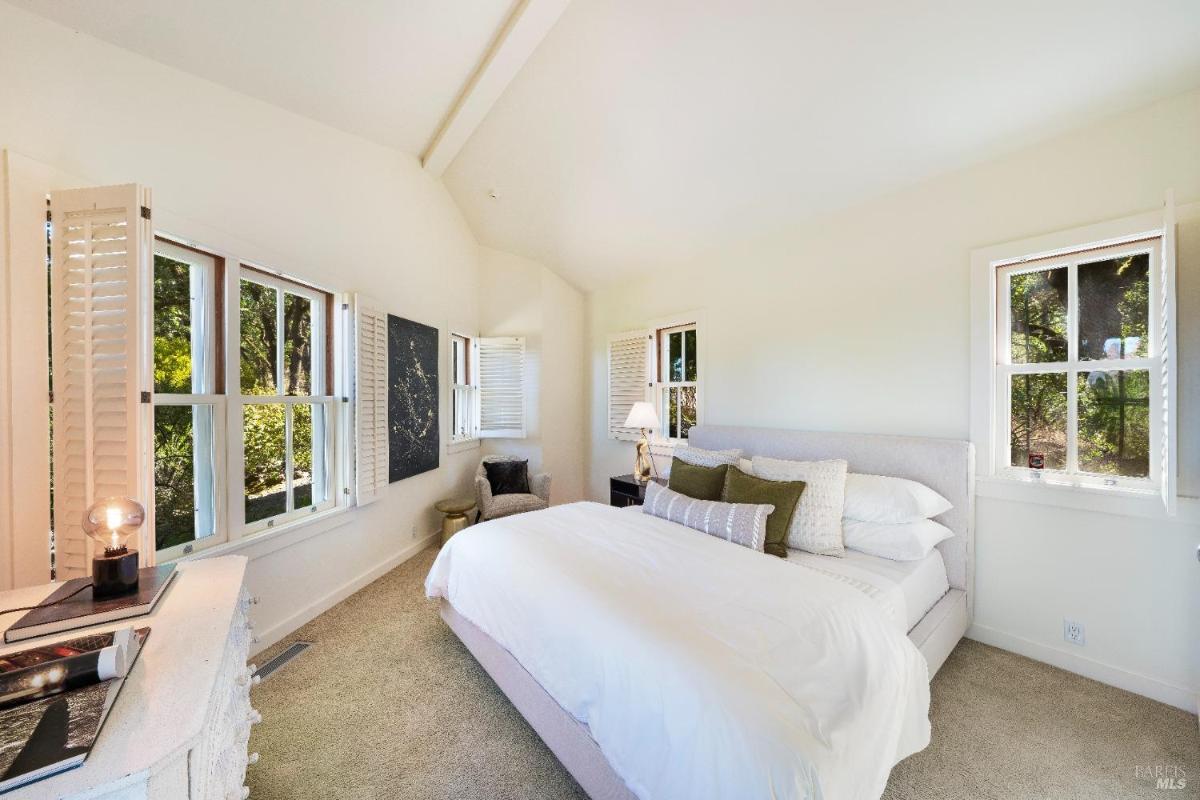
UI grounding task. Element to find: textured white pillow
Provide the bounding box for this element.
[673,446,742,468]
[751,456,848,556]
[843,518,953,561]
[843,473,953,523]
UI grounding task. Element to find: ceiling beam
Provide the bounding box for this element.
[421,0,571,177]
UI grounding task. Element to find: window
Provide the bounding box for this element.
[606,316,703,445]
[655,323,699,442]
[449,333,477,443]
[152,241,223,558]
[973,204,1177,511]
[152,237,344,560]
[238,268,336,531]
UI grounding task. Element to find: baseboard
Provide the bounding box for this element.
[967,623,1198,714]
[251,532,439,656]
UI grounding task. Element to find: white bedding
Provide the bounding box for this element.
[425,502,931,800]
[785,548,949,632]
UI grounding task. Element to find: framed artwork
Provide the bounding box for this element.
[387,315,440,482]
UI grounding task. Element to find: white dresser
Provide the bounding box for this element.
[0,556,259,800]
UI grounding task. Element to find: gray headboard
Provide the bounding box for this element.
[688,425,975,594]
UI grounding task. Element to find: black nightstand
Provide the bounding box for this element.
[609,474,666,507]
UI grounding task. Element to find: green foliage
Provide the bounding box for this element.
[1008,255,1152,477]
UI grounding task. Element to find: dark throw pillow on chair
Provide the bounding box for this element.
[484,460,531,496]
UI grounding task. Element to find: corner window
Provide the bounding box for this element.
[994,237,1165,491]
[450,333,478,443]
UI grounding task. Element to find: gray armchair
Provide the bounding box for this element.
[475,455,551,521]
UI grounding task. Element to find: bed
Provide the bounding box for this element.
[426,425,975,800]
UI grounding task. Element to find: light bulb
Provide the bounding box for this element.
[82,497,145,555]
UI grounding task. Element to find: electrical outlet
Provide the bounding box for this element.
[411,521,418,539]
[1063,619,1085,646]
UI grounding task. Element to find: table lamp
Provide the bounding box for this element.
[82,497,145,598]
[622,401,661,483]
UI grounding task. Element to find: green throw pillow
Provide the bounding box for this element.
[722,467,805,557]
[667,458,729,501]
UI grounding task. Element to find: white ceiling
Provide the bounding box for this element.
[12,0,1200,291]
[445,0,1200,290]
[7,0,517,156]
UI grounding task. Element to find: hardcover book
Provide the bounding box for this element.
[4,565,176,644]
[0,627,150,793]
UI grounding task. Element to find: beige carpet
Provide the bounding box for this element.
[249,547,1198,800]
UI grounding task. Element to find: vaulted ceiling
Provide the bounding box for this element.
[12,0,1200,291]
[6,0,518,156]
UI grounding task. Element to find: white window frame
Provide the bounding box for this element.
[647,312,705,448]
[233,266,338,537]
[448,332,480,451]
[152,239,227,562]
[151,233,350,561]
[970,209,1175,517]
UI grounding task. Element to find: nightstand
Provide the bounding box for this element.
[609,474,666,507]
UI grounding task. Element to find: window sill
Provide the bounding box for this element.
[975,475,1193,522]
[168,504,353,565]
[447,438,482,455]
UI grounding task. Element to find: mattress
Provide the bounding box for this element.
[785,548,949,632]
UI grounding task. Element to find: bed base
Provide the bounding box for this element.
[441,595,968,800]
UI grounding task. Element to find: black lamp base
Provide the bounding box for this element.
[92,549,140,599]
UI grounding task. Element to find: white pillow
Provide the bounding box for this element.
[842,473,952,524]
[672,446,742,468]
[751,456,848,556]
[843,518,953,561]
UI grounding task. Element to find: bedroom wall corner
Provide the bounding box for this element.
[478,246,587,504]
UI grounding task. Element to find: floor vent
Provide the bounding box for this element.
[254,641,312,682]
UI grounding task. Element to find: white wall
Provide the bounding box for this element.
[587,89,1200,710]
[0,4,483,650]
[478,247,586,504]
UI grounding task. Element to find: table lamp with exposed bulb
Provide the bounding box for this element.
[82,497,145,598]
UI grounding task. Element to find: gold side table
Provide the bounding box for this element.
[435,498,475,545]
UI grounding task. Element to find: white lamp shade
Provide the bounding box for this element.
[623,401,660,430]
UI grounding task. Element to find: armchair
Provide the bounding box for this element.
[475,455,551,521]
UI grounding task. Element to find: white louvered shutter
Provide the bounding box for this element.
[608,330,650,441]
[477,337,525,438]
[1159,191,1177,515]
[50,184,153,578]
[354,300,389,505]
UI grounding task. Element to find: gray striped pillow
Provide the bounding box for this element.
[642,482,773,552]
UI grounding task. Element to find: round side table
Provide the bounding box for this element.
[435,498,475,545]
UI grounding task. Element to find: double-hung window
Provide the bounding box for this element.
[237,268,336,531]
[152,240,223,559]
[450,333,477,443]
[151,238,343,560]
[655,323,699,442]
[974,203,1177,511]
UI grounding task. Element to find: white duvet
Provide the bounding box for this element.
[425,501,930,800]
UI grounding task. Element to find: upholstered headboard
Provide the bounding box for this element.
[688,425,975,595]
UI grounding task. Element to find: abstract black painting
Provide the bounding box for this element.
[387,315,440,482]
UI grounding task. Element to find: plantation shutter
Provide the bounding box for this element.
[49,184,153,578]
[608,330,650,441]
[477,337,525,438]
[1159,191,1177,515]
[354,299,389,505]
